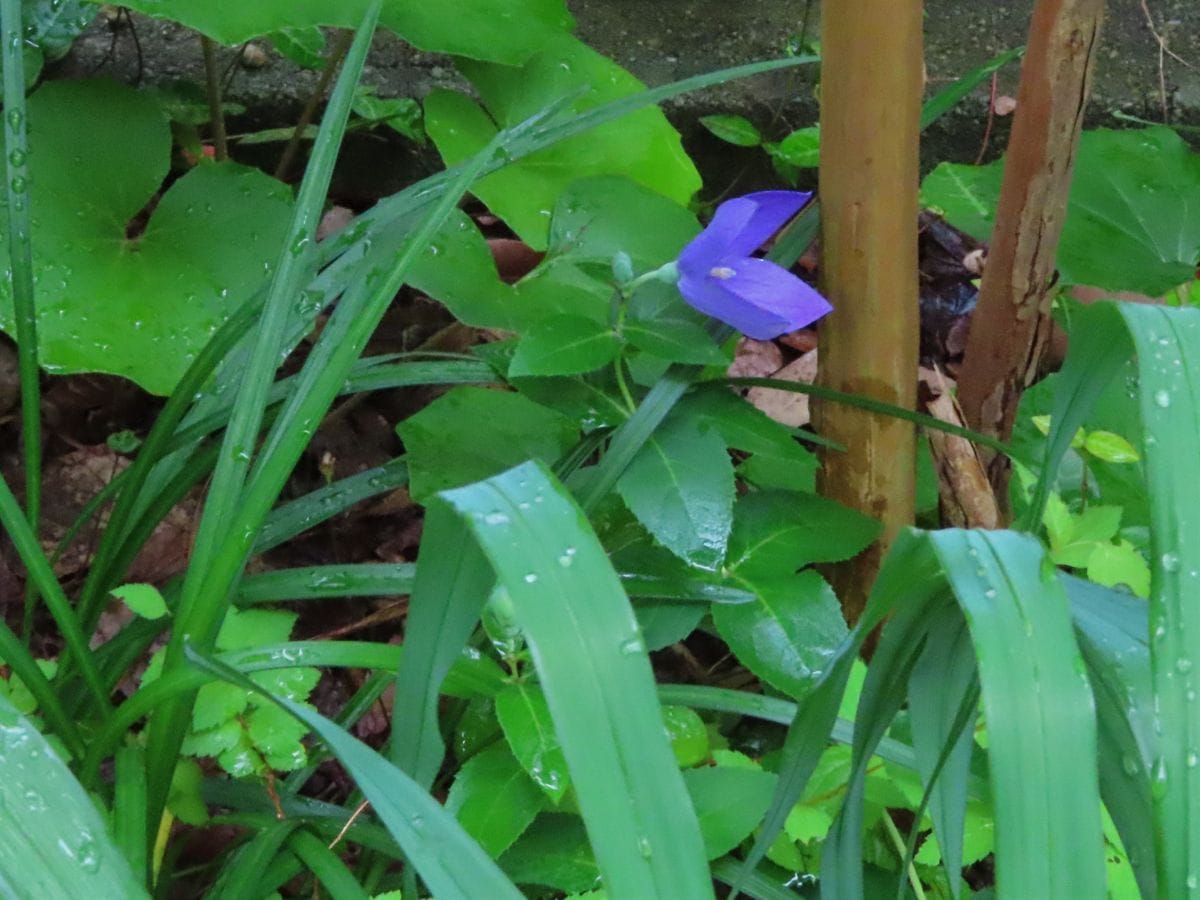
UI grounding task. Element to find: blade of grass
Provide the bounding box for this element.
[208,820,300,900]
[0,475,109,716]
[1116,304,1200,897]
[1,0,41,554]
[114,746,149,886]
[185,646,524,899]
[1066,574,1157,899]
[435,460,713,899]
[919,46,1025,130]
[930,530,1105,896]
[905,611,979,897]
[145,3,385,826]
[287,829,369,900]
[0,694,146,898]
[0,616,83,758]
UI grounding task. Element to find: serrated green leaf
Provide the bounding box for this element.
[397,386,578,502]
[192,681,249,731]
[699,114,762,147]
[712,569,847,700]
[496,682,571,803]
[249,666,321,703]
[616,413,735,569]
[426,33,700,248]
[509,314,620,376]
[217,608,298,651]
[0,80,293,395]
[246,703,310,770]
[181,719,242,757]
[446,741,545,857]
[498,814,598,893]
[683,766,777,859]
[111,583,168,620]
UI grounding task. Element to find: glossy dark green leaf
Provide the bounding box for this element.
[495,682,571,803]
[725,489,880,578]
[397,386,577,502]
[683,765,777,859]
[509,314,621,376]
[616,413,735,569]
[446,741,546,857]
[623,281,730,366]
[499,814,598,893]
[712,569,847,700]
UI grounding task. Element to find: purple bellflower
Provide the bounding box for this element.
[676,191,831,340]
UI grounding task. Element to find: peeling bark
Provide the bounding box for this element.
[956,0,1106,511]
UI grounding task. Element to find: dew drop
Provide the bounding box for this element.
[619,637,644,655]
[1154,389,1171,409]
[523,573,538,584]
[1178,658,1193,674]
[1162,552,1182,574]
[483,511,509,526]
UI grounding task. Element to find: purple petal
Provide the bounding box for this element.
[719,191,812,257]
[678,255,831,340]
[677,196,760,277]
[677,191,813,281]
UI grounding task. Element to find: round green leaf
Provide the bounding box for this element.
[0,80,293,395]
[661,705,709,767]
[765,125,821,168]
[427,33,700,249]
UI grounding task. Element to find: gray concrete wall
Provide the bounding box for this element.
[57,2,1200,191]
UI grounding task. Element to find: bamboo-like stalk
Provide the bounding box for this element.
[815,0,923,624]
[956,0,1104,507]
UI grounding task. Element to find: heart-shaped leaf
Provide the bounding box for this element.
[426,33,700,249]
[921,126,1200,295]
[0,80,293,394]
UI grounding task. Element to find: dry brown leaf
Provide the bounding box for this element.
[746,350,818,428]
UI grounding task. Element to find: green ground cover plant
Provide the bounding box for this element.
[0,0,1195,897]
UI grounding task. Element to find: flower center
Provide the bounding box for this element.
[709,266,736,279]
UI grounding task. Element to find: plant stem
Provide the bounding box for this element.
[276,30,355,182]
[880,812,928,900]
[200,36,228,161]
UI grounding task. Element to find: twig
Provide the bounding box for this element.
[329,799,371,850]
[200,36,229,161]
[275,30,355,182]
[974,72,999,165]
